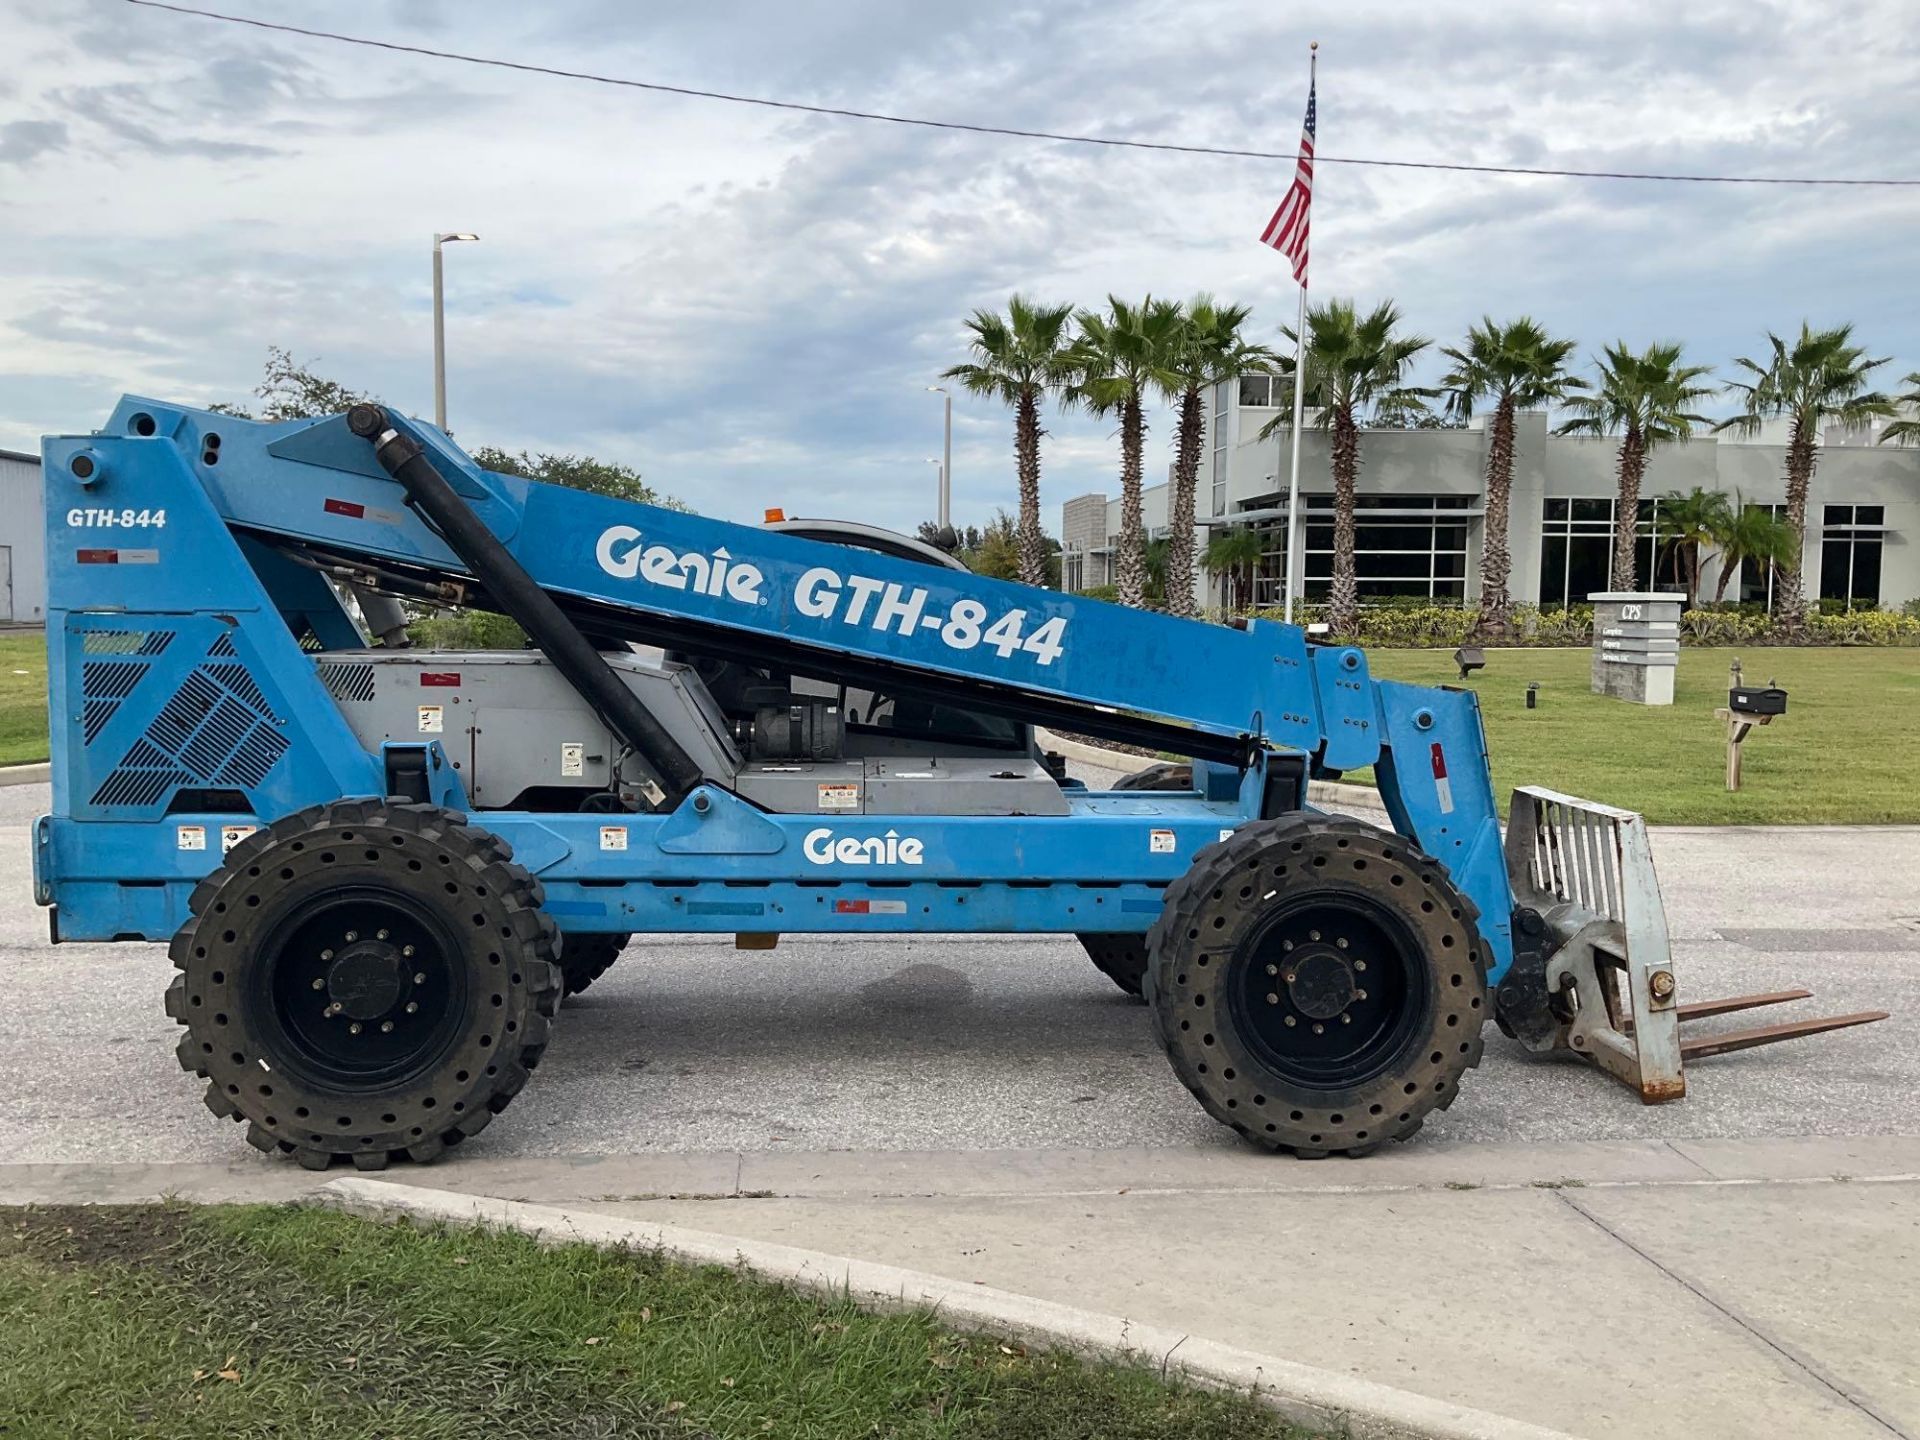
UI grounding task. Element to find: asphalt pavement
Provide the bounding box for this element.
[1,780,1914,1167]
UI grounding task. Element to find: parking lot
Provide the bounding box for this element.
[3,779,1914,1170]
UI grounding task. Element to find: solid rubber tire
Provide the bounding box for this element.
[1143,812,1488,1157]
[1075,761,1194,999]
[165,799,561,1171]
[559,932,630,998]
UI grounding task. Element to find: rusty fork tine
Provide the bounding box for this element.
[1679,1011,1890,1062]
[1677,989,1814,1022]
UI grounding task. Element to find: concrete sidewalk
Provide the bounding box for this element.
[582,1139,1920,1440]
[7,1134,1915,1438]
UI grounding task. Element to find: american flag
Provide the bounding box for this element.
[1259,80,1315,284]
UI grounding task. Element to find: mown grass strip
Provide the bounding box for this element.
[1,1204,1321,1440]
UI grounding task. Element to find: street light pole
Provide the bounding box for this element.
[432,232,479,430]
[926,386,952,529]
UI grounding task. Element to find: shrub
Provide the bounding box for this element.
[407,609,529,649]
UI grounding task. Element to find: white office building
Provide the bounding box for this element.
[1061,381,1917,613]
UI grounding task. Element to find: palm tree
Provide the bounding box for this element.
[1656,487,1732,600]
[1203,526,1265,613]
[1143,535,1171,605]
[1714,323,1894,629]
[1709,498,1798,605]
[942,296,1079,587]
[1877,371,1920,446]
[1259,299,1433,636]
[1555,342,1715,592]
[1439,317,1584,635]
[1162,298,1280,618]
[1070,296,1186,607]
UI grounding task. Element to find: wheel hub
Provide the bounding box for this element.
[1285,946,1357,1020]
[326,941,408,1021]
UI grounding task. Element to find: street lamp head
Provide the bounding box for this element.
[435,232,480,246]
[926,384,947,394]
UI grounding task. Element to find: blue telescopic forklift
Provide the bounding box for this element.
[34,398,1883,1170]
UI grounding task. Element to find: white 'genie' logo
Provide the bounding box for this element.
[595,525,765,604]
[803,827,926,866]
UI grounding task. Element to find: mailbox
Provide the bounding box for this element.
[1729,686,1787,718]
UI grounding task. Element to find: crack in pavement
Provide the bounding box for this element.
[1553,1189,1914,1440]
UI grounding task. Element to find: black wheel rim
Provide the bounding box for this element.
[251,886,469,1092]
[1226,890,1431,1088]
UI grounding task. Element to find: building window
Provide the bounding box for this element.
[1292,494,1473,604]
[1737,502,1788,610]
[1538,497,1678,605]
[1238,374,1277,408]
[1820,504,1885,610]
[1210,380,1230,517]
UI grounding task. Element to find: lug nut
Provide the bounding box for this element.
[311,978,325,991]
[320,949,333,962]
[1356,988,1368,1001]
[1336,937,1349,949]
[405,1001,418,1014]
[348,1022,362,1035]
[380,1020,394,1034]
[1309,929,1321,942]
[1340,1013,1352,1025]
[1283,1015,1297,1028]
[412,972,426,986]
[344,931,358,943]
[1265,963,1278,976]
[1266,992,1279,1005]
[402,944,415,958]
[1312,1022,1325,1035]
[376,928,389,941]
[324,1002,342,1017]
[1354,959,1367,973]
[1650,970,1676,1001]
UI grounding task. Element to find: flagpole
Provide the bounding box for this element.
[1283,43,1316,626]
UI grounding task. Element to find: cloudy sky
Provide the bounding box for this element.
[2,0,1916,531]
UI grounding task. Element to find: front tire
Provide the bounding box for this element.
[165,800,561,1171]
[1145,814,1488,1157]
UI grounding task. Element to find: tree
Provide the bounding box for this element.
[1069,296,1186,608]
[1143,535,1171,605]
[212,345,374,421]
[1555,342,1714,592]
[1203,526,1265,613]
[1714,323,1893,629]
[1656,487,1732,599]
[942,296,1079,587]
[1708,498,1799,605]
[1439,318,1583,635]
[961,509,1022,581]
[469,446,682,508]
[1259,299,1433,636]
[217,347,682,509]
[1162,298,1280,618]
[1878,372,1920,446]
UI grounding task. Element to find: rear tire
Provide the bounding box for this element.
[1076,761,1193,999]
[1145,813,1487,1157]
[165,800,561,1171]
[559,933,629,998]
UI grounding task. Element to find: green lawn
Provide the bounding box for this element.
[0,1204,1320,1440]
[0,633,47,765]
[1359,647,1920,825]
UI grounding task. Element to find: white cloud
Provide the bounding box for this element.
[0,0,1915,535]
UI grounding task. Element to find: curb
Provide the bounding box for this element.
[0,762,48,787]
[318,1178,1577,1440]
[1035,728,1384,814]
